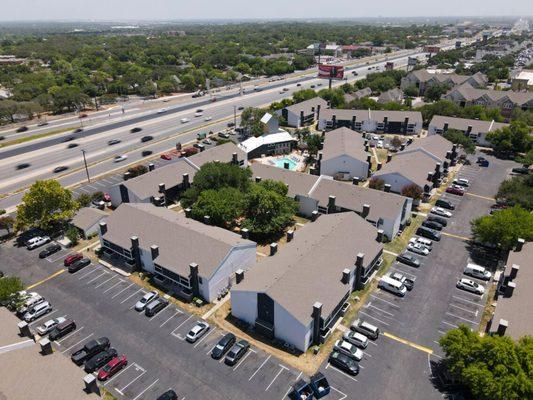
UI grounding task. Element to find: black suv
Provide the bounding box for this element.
[329,351,359,375]
[49,319,76,341]
[84,348,118,372]
[156,390,178,400]
[68,258,91,273]
[435,199,455,210]
[422,220,443,231]
[427,215,448,227]
[211,333,236,359]
[416,227,441,241]
[396,252,421,268]
[71,337,110,365]
[39,243,62,259]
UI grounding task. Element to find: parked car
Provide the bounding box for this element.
[108,139,121,145]
[453,178,469,187]
[431,207,452,218]
[422,220,443,231]
[84,348,118,373]
[36,316,67,336]
[38,243,61,259]
[24,301,52,322]
[390,272,414,291]
[186,322,210,343]
[145,298,169,317]
[416,226,441,241]
[446,186,464,196]
[26,236,51,250]
[16,292,44,316]
[49,319,77,341]
[218,131,230,139]
[342,330,368,349]
[97,355,128,381]
[409,237,433,248]
[378,275,407,296]
[512,166,529,175]
[53,166,69,173]
[328,351,359,375]
[350,318,379,340]
[134,290,159,312]
[224,340,250,366]
[17,228,45,247]
[333,340,364,361]
[211,333,236,359]
[456,278,485,295]
[435,199,455,210]
[426,215,447,227]
[202,138,213,145]
[72,337,111,365]
[396,252,421,268]
[114,154,128,162]
[160,153,172,160]
[68,258,91,273]
[141,135,153,142]
[464,263,492,281]
[407,242,430,256]
[156,390,178,400]
[64,253,83,266]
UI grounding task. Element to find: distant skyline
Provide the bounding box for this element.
[1,0,532,22]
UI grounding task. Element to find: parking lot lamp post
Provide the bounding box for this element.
[81,149,90,183]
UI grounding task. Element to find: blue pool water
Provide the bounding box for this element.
[273,157,297,170]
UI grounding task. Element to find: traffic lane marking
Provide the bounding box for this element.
[383,331,434,355]
[26,268,66,289]
[441,232,470,241]
[465,192,495,201]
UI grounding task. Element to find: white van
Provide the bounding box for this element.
[24,301,52,322]
[378,275,407,297]
[26,236,50,250]
[17,293,44,315]
[464,263,491,281]
[351,318,379,340]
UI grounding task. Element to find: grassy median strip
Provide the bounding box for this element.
[0,127,73,148]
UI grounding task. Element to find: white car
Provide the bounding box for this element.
[407,242,430,256]
[157,108,167,114]
[410,237,433,248]
[114,154,128,163]
[23,301,52,322]
[194,112,203,117]
[333,339,364,361]
[186,322,210,343]
[372,135,379,140]
[431,207,452,218]
[180,118,190,123]
[456,278,485,295]
[377,140,384,149]
[134,290,159,311]
[453,178,470,187]
[26,236,51,250]
[37,316,67,336]
[204,116,212,121]
[16,292,44,315]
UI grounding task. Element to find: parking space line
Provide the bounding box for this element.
[366,302,394,317]
[55,326,84,345]
[112,283,134,299]
[94,275,117,288]
[29,309,59,326]
[61,333,94,354]
[121,289,143,304]
[282,371,302,400]
[104,362,134,385]
[86,271,108,284]
[325,363,358,382]
[248,355,271,381]
[118,368,146,393]
[390,267,417,280]
[358,310,390,326]
[383,331,433,355]
[441,320,459,328]
[103,280,124,293]
[149,307,171,321]
[206,332,225,356]
[48,251,72,263]
[77,267,101,279]
[446,312,478,325]
[438,330,447,335]
[454,287,484,300]
[465,192,494,201]
[171,315,193,335]
[233,349,253,371]
[131,379,159,400]
[369,294,400,309]
[449,303,478,315]
[331,386,348,400]
[452,295,484,307]
[194,327,216,348]
[160,310,182,328]
[265,364,289,391]
[26,269,66,289]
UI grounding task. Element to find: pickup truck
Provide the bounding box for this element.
[71,337,110,365]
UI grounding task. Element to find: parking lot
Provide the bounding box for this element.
[318,153,517,400]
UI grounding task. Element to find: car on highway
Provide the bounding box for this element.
[79,113,88,118]
[310,85,316,88]
[114,154,128,162]
[108,139,121,145]
[141,135,153,142]
[333,339,364,361]
[194,111,203,117]
[227,122,235,127]
[237,106,244,111]
[431,207,452,218]
[97,355,128,381]
[39,243,62,259]
[67,143,79,148]
[422,220,443,231]
[211,333,236,360]
[16,163,31,170]
[36,316,67,336]
[16,126,29,133]
[390,272,414,291]
[160,153,172,160]
[446,186,464,196]
[456,278,485,295]
[74,128,84,133]
[156,390,178,400]
[204,116,212,121]
[142,150,153,157]
[130,127,142,133]
[396,252,421,268]
[134,290,159,312]
[53,166,69,173]
[296,83,301,86]
[224,340,250,366]
[328,351,359,376]
[27,236,51,250]
[180,118,190,123]
[49,319,77,341]
[407,241,430,256]
[68,258,91,273]
[186,322,210,343]
[84,348,118,373]
[72,337,110,365]
[64,253,83,266]
[63,136,75,142]
[157,108,167,114]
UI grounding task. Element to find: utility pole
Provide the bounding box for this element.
[81,149,90,183]
[233,105,237,128]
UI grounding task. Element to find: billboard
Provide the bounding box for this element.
[318,64,344,80]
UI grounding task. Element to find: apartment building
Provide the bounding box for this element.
[400,70,487,95]
[428,115,509,147]
[279,97,328,128]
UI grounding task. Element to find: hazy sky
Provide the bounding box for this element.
[1,0,531,21]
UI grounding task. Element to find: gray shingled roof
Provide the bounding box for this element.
[429,115,508,133]
[401,134,453,162]
[411,70,487,86]
[187,142,246,168]
[320,109,422,124]
[71,207,107,231]
[322,127,368,163]
[285,97,328,115]
[250,162,319,198]
[234,212,382,325]
[373,151,440,188]
[102,203,255,278]
[446,83,533,105]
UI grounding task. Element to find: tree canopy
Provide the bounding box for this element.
[443,129,476,154]
[486,121,533,158]
[401,183,423,200]
[190,187,245,229]
[0,277,24,304]
[496,174,533,211]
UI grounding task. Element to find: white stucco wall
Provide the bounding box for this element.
[273,302,313,352]
[230,290,257,325]
[375,172,413,194]
[321,155,369,180]
[297,195,319,217]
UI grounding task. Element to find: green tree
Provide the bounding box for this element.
[486,121,533,157]
[76,193,92,208]
[304,134,322,155]
[390,136,403,150]
[369,177,385,190]
[0,277,24,304]
[439,325,533,400]
[403,85,419,97]
[191,187,245,229]
[443,129,476,154]
[240,107,268,137]
[0,216,15,234]
[471,205,533,249]
[317,88,346,108]
[15,180,79,232]
[66,226,79,246]
[257,179,289,196]
[496,174,533,211]
[401,184,423,200]
[423,83,451,102]
[516,149,533,166]
[292,89,317,103]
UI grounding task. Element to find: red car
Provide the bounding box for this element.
[97,355,127,381]
[446,186,464,196]
[64,253,83,266]
[103,193,111,202]
[160,154,172,160]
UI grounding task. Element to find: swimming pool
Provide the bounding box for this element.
[273,157,297,170]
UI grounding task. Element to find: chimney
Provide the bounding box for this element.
[505,281,516,297]
[516,238,525,252]
[377,229,384,242]
[332,114,336,127]
[148,163,155,171]
[159,183,165,193]
[383,116,388,127]
[232,152,238,164]
[435,163,441,173]
[204,215,211,225]
[400,144,405,151]
[189,263,200,296]
[316,104,321,120]
[510,264,519,280]
[318,151,323,161]
[362,204,370,218]
[150,245,159,260]
[351,115,356,130]
[130,236,139,249]
[287,229,294,242]
[235,269,244,284]
[352,176,359,185]
[466,125,472,134]
[384,184,391,192]
[270,243,278,256]
[341,268,351,284]
[311,210,319,221]
[312,302,322,346]
[387,154,392,163]
[328,195,336,213]
[446,150,452,160]
[176,142,182,151]
[99,222,107,235]
[367,164,372,177]
[300,110,304,126]
[443,160,449,169]
[427,171,434,182]
[255,176,262,183]
[284,161,290,169]
[130,236,140,270]
[184,207,192,218]
[443,122,449,132]
[241,228,249,239]
[356,253,365,268]
[365,144,369,152]
[496,319,508,336]
[377,162,382,170]
[182,173,190,188]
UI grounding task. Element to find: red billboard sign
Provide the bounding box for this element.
[318,64,344,80]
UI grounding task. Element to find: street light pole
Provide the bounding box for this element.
[81,149,90,183]
[233,105,237,128]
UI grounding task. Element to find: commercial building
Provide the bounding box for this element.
[108,143,246,207]
[280,97,328,128]
[400,70,487,95]
[317,109,423,135]
[428,115,509,147]
[250,162,411,240]
[70,207,108,239]
[318,127,369,181]
[231,212,383,352]
[99,203,256,302]
[490,240,532,340]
